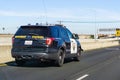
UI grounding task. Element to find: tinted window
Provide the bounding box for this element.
[15,26,50,37]
[66,28,73,38]
[60,27,69,38]
[51,27,59,38]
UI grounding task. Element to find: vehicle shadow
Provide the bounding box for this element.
[5,59,74,68]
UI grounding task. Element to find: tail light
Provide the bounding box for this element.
[46,38,55,45]
[12,37,15,44]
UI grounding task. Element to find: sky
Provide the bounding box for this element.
[0,0,120,34]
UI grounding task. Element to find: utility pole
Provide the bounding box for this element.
[2,27,5,34]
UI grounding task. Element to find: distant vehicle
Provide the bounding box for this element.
[11,24,83,67]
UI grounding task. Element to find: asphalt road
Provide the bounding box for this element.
[0,46,120,80]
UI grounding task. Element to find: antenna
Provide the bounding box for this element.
[46,22,48,25]
[57,21,63,24]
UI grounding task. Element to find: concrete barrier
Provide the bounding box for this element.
[0,36,120,63]
[0,45,14,63]
[81,40,120,50]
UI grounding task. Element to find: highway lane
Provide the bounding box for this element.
[83,57,120,80]
[0,46,120,80]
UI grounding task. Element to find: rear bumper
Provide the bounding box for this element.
[11,48,59,60]
[12,52,58,60]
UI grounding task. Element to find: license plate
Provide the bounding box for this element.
[24,40,33,45]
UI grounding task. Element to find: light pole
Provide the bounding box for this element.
[93,10,98,40]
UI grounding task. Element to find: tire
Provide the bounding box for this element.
[74,49,81,61]
[55,50,65,67]
[15,59,25,66]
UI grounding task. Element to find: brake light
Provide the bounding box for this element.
[12,37,15,44]
[46,38,55,45]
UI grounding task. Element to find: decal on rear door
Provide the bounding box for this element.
[70,39,77,54]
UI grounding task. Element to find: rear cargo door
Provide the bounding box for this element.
[13,26,50,52]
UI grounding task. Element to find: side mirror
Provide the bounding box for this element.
[73,34,79,39]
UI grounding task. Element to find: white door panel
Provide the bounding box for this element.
[70,39,77,54]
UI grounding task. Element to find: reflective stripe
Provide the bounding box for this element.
[15,36,44,39]
[32,36,44,39]
[15,36,26,38]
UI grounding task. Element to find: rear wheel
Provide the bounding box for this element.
[55,50,65,67]
[15,59,26,66]
[74,49,81,61]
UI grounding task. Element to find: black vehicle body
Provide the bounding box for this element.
[11,24,83,66]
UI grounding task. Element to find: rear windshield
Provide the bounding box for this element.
[15,26,50,37]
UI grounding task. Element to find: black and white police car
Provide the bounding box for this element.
[11,24,83,67]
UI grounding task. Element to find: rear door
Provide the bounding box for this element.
[60,27,71,54]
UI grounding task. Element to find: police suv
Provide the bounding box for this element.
[11,24,83,67]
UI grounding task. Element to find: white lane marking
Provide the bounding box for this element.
[76,74,89,80]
